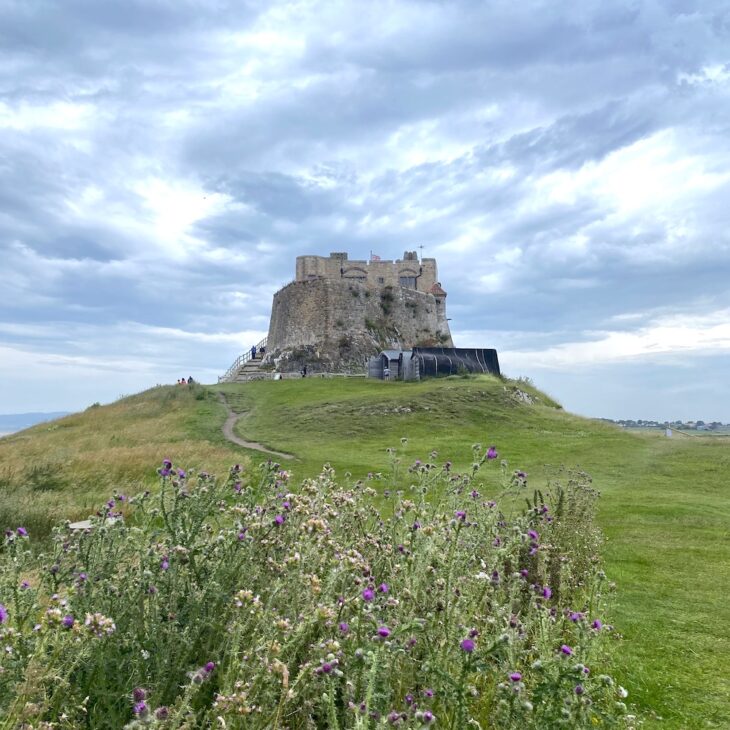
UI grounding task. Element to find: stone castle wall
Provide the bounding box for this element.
[266,276,453,373]
[295,252,438,292]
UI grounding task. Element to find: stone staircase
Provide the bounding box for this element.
[230,354,268,382]
[219,337,269,383]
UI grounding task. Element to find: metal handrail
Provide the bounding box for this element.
[219,336,268,382]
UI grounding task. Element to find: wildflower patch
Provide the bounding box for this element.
[0,447,634,728]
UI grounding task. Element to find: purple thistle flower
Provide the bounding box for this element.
[160,557,169,571]
[274,514,285,525]
[204,661,215,673]
[422,710,435,723]
[519,569,529,578]
[470,489,480,499]
[133,701,148,717]
[575,684,585,695]
[20,580,30,590]
[528,529,539,540]
[321,662,333,674]
[492,537,501,547]
[16,527,28,537]
[423,688,434,698]
[62,614,74,629]
[362,588,375,602]
[412,521,421,531]
[517,470,527,479]
[455,510,467,521]
[158,468,171,477]
[339,622,350,634]
[405,694,414,706]
[460,638,475,653]
[487,446,498,459]
[155,707,169,720]
[133,687,147,702]
[377,625,391,638]
[378,583,389,594]
[560,644,573,655]
[592,619,603,630]
[570,612,584,622]
[177,468,186,478]
[237,531,247,540]
[162,459,172,469]
[509,671,522,682]
[282,500,291,510]
[0,605,8,624]
[542,586,552,599]
[234,482,242,493]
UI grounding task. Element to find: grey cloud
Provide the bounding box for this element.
[2,0,730,417]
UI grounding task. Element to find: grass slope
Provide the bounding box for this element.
[0,375,727,728]
[0,384,245,536]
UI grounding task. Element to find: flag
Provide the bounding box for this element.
[370,253,381,261]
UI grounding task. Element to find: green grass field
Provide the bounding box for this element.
[0,375,728,728]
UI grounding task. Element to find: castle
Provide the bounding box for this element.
[264,251,453,374]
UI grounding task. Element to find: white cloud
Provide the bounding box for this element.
[0,101,94,130]
[501,309,730,370]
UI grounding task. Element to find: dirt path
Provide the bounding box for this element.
[218,394,294,460]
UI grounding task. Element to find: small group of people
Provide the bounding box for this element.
[176,376,194,385]
[251,344,265,359]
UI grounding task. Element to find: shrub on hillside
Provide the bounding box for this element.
[0,448,633,728]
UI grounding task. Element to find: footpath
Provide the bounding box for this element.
[218,394,294,460]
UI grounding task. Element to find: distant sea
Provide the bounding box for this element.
[0,412,70,436]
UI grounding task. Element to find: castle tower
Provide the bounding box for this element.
[264,252,453,373]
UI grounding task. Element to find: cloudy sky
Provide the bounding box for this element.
[1,0,729,421]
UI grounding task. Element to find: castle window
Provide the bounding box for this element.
[377,276,385,284]
[399,276,417,289]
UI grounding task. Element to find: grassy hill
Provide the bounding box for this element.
[0,375,728,728]
[0,384,243,536]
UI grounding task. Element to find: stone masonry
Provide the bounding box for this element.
[265,252,453,373]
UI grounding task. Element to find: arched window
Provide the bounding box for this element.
[343,267,368,281]
[398,268,418,289]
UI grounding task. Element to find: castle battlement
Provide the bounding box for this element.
[295,251,443,297]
